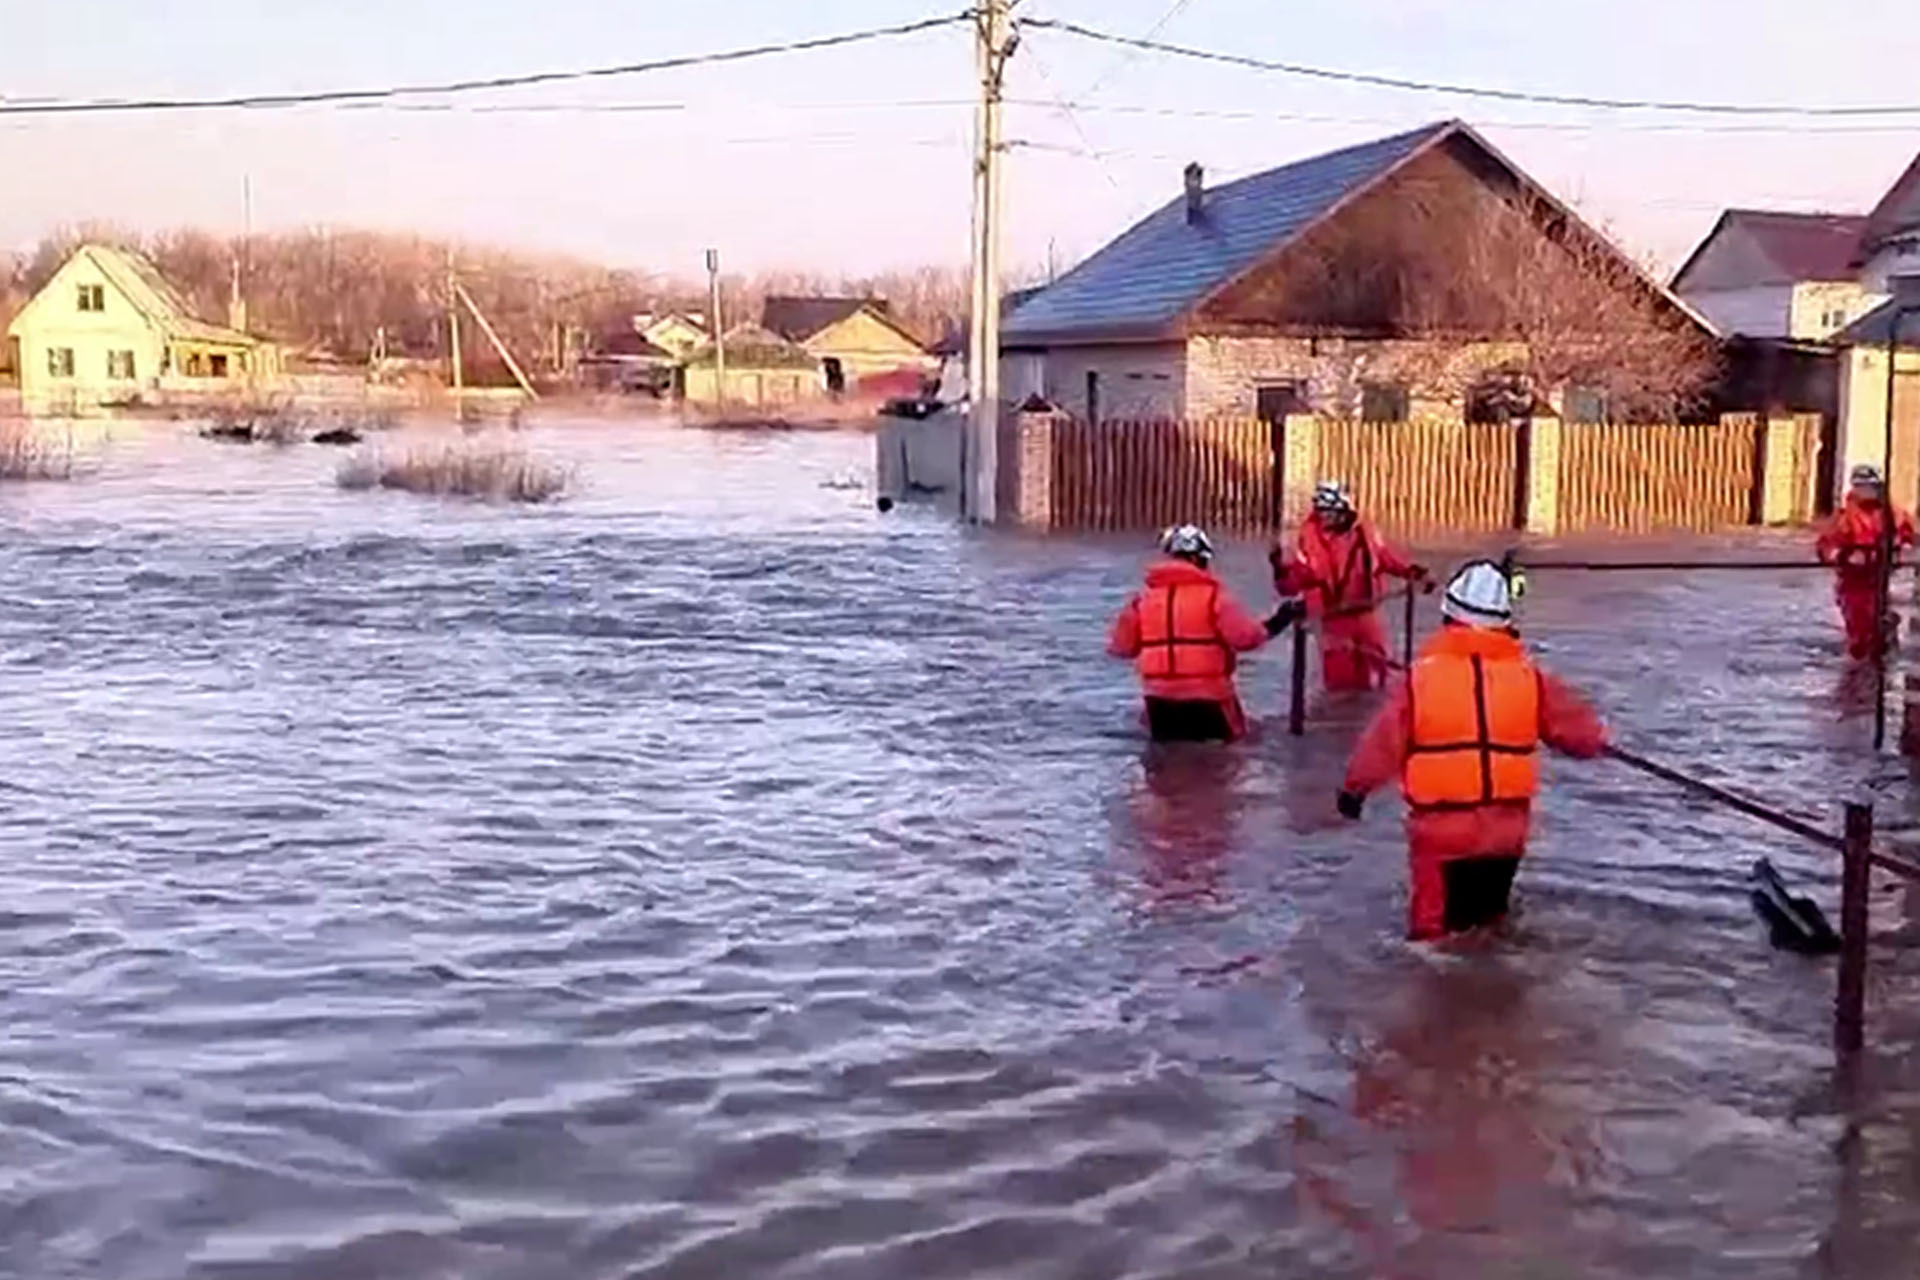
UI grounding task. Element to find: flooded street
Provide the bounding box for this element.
[4,420,1920,1278]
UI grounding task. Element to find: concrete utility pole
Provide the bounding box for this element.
[706,248,726,404]
[965,0,1015,522]
[447,253,464,411]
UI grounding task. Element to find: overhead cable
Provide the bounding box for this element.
[1025,17,1920,118]
[0,12,969,116]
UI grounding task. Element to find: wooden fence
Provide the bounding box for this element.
[1047,416,1277,535]
[1318,418,1520,532]
[1021,412,1824,537]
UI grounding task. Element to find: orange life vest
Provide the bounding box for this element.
[1136,579,1230,681]
[1404,628,1541,810]
[1297,516,1380,608]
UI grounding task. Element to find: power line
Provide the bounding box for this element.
[1025,16,1920,118]
[0,12,969,117]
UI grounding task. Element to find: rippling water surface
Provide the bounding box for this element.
[4,420,1920,1279]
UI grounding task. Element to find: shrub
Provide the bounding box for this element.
[0,421,75,480]
[335,443,568,503]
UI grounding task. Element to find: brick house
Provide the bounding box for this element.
[1000,120,1711,425]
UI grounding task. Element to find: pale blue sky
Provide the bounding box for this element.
[3,0,1918,283]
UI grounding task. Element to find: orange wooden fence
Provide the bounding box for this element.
[1048,417,1277,535]
[1556,418,1758,533]
[1317,418,1521,532]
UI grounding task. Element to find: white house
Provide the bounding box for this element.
[5,244,279,413]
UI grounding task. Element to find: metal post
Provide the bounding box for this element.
[446,255,463,414]
[1875,307,1917,751]
[706,249,725,407]
[1402,583,1416,672]
[1289,620,1308,737]
[1837,801,1873,1056]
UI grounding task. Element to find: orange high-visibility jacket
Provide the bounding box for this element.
[1108,558,1270,703]
[1403,627,1542,809]
[1817,496,1917,587]
[1272,513,1416,618]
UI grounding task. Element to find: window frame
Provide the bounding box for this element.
[76,283,105,313]
[1358,380,1411,423]
[47,346,76,378]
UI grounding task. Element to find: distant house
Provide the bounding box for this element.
[760,296,936,396]
[682,324,820,406]
[1001,120,1710,424]
[638,311,710,361]
[5,244,280,411]
[1671,211,1881,341]
[578,329,677,396]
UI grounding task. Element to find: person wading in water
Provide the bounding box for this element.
[1336,561,1608,940]
[1272,482,1429,693]
[1816,463,1917,660]
[1108,524,1301,743]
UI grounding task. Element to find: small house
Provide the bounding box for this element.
[638,311,710,361]
[578,329,677,396]
[761,296,937,396]
[681,324,820,406]
[1001,120,1713,425]
[4,244,280,412]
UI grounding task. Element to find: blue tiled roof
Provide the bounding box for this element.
[1004,122,1456,345]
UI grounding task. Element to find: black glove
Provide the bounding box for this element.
[1264,598,1305,638]
[1336,789,1365,821]
[1409,564,1437,594]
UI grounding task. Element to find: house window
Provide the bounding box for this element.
[107,350,136,380]
[1360,381,1410,423]
[1255,381,1307,424]
[1564,385,1609,424]
[76,284,105,313]
[187,353,206,376]
[209,353,229,378]
[46,347,75,378]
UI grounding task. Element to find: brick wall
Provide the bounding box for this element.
[1183,334,1527,419]
[1029,342,1185,419]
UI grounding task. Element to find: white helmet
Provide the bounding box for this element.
[1159,523,1215,565]
[1851,463,1885,491]
[1441,561,1515,628]
[1312,481,1352,516]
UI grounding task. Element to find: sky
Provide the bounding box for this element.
[3,0,1919,284]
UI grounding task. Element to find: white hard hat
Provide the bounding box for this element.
[1312,481,1352,515]
[1159,523,1215,565]
[1441,561,1515,628]
[1851,464,1885,489]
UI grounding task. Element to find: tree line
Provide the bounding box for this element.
[0,224,977,374]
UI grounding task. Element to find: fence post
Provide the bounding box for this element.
[1011,411,1055,529]
[1521,415,1561,536]
[1281,413,1318,527]
[1837,801,1872,1056]
[1755,415,1804,526]
[1289,620,1308,737]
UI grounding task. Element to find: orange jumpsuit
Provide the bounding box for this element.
[1273,513,1418,692]
[1816,495,1917,659]
[1343,626,1608,939]
[1108,558,1273,740]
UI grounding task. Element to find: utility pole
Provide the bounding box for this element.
[706,248,725,405]
[966,0,1015,521]
[447,252,464,413]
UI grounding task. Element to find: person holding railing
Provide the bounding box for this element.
[1335,562,1609,941]
[1108,524,1302,743]
[1272,482,1429,692]
[1816,464,1917,660]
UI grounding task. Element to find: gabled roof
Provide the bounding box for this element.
[590,330,675,360]
[1834,280,1920,348]
[1670,209,1868,290]
[1004,123,1453,344]
[1862,149,1920,255]
[761,295,927,351]
[685,323,818,369]
[80,244,260,345]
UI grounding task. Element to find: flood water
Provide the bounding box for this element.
[3,419,1920,1279]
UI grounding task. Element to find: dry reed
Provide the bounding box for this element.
[336,443,569,503]
[0,421,75,481]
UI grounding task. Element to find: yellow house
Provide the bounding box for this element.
[5,244,281,412]
[761,296,936,395]
[681,324,820,407]
[639,311,710,361]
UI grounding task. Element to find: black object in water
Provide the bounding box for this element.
[1749,858,1841,955]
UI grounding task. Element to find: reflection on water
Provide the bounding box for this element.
[0,420,1917,1278]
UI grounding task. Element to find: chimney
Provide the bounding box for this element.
[1184,163,1204,225]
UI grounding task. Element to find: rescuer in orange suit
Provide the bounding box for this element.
[1109,524,1302,742]
[1273,482,1429,692]
[1816,464,1917,660]
[1336,562,1609,940]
